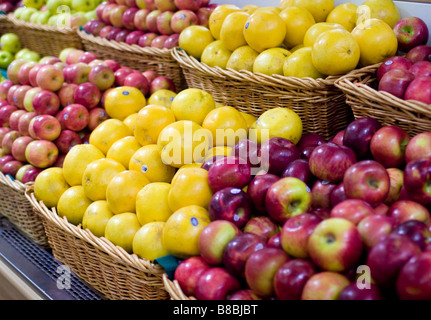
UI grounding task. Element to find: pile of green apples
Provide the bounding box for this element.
[0,33,41,69]
[12,0,104,28]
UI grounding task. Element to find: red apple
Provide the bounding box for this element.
[245,247,289,298]
[28,114,62,141]
[149,75,176,93]
[99,25,114,38]
[2,160,24,178]
[7,85,19,106]
[222,232,266,278]
[405,44,431,63]
[280,213,322,258]
[0,155,14,171]
[163,33,180,49]
[87,107,109,131]
[77,52,98,65]
[21,166,43,183]
[310,180,337,209]
[138,32,158,47]
[301,271,350,300]
[246,172,280,213]
[17,111,36,136]
[174,0,201,11]
[110,4,128,28]
[133,8,151,31]
[273,259,317,300]
[122,7,139,30]
[265,177,311,224]
[36,65,64,92]
[0,80,13,100]
[208,187,253,228]
[403,158,431,206]
[54,130,83,154]
[115,29,131,42]
[309,142,357,183]
[15,164,35,182]
[102,59,121,72]
[329,129,345,146]
[151,35,169,48]
[12,85,32,109]
[32,90,60,115]
[23,87,42,112]
[330,199,374,225]
[384,167,404,205]
[73,82,101,109]
[65,49,85,65]
[195,267,241,300]
[329,182,347,207]
[409,60,431,78]
[7,59,27,84]
[357,214,395,249]
[17,61,37,85]
[0,127,11,145]
[88,64,115,92]
[125,30,145,45]
[170,9,198,33]
[11,136,34,162]
[207,156,251,192]
[387,200,431,226]
[228,289,261,300]
[61,104,90,132]
[7,110,26,131]
[27,64,47,87]
[58,83,78,107]
[260,137,300,176]
[405,132,431,163]
[267,232,282,249]
[343,160,390,207]
[123,72,150,95]
[198,220,241,266]
[281,158,314,186]
[343,117,382,160]
[67,62,91,85]
[114,66,134,86]
[156,10,174,35]
[367,233,421,289]
[307,218,363,272]
[393,16,429,53]
[146,9,162,33]
[0,104,17,127]
[142,69,158,83]
[231,138,261,169]
[2,130,20,155]
[376,56,413,81]
[173,256,211,297]
[397,251,431,300]
[378,68,415,99]
[404,76,431,104]
[25,139,59,168]
[393,219,431,251]
[243,216,279,242]
[338,283,383,300]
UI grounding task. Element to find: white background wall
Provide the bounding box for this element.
[211,0,431,45]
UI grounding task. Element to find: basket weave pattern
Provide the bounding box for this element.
[77,30,187,91]
[335,63,431,137]
[0,14,15,35]
[162,273,194,300]
[25,187,169,300]
[7,14,83,57]
[171,48,364,140]
[0,174,48,247]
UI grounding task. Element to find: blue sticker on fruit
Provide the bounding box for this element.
[245,21,249,29]
[191,217,198,226]
[180,14,186,19]
[122,91,129,95]
[141,164,148,173]
[63,113,68,120]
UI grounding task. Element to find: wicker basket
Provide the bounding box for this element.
[7,14,83,57]
[0,173,48,248]
[25,187,170,300]
[0,13,14,35]
[162,273,194,300]
[171,47,379,140]
[77,30,187,91]
[335,63,431,137]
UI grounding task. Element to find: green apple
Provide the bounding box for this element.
[59,47,76,62]
[29,11,40,23]
[0,33,21,54]
[0,50,14,69]
[71,0,96,12]
[23,0,46,10]
[20,8,38,21]
[21,51,41,62]
[84,9,97,21]
[46,0,70,15]
[15,48,30,60]
[13,7,26,19]
[36,11,51,24]
[47,14,58,26]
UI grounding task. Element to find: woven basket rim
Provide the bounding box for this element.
[0,171,32,192]
[24,186,167,276]
[77,29,174,56]
[171,47,381,90]
[7,13,78,34]
[162,273,195,300]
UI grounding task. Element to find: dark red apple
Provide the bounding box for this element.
[260,137,300,176]
[208,187,253,229]
[404,75,431,105]
[310,180,337,209]
[173,256,211,297]
[409,61,431,78]
[397,251,431,300]
[243,216,279,242]
[405,45,431,63]
[378,68,415,99]
[195,267,241,300]
[207,156,251,192]
[338,283,383,300]
[357,214,396,249]
[281,158,314,187]
[247,173,280,213]
[388,200,431,226]
[228,289,261,300]
[308,142,357,183]
[403,157,431,206]
[330,199,375,225]
[376,56,413,81]
[393,220,431,250]
[393,16,429,53]
[231,138,261,168]
[343,117,382,160]
[330,182,348,208]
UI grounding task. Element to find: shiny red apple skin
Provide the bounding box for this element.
[343,117,382,160]
[260,137,301,176]
[404,76,431,105]
[195,267,241,300]
[338,283,383,300]
[173,256,211,297]
[376,56,413,81]
[405,132,431,163]
[280,213,322,258]
[387,200,431,226]
[243,216,279,242]
[343,160,390,207]
[403,158,431,206]
[393,219,431,251]
[384,168,404,206]
[247,173,280,214]
[309,142,357,183]
[397,251,431,300]
[366,233,421,289]
[301,271,350,300]
[357,214,396,249]
[393,16,429,53]
[330,182,348,208]
[281,158,314,186]
[378,68,415,99]
[310,180,337,209]
[207,156,251,193]
[330,199,375,225]
[405,44,431,63]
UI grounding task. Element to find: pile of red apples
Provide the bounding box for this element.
[83,0,216,49]
[377,16,431,104]
[173,117,431,300]
[0,48,175,183]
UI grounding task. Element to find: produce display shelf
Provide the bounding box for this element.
[0,216,104,300]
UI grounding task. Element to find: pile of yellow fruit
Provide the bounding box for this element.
[178,0,401,78]
[32,85,303,261]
